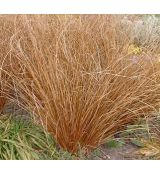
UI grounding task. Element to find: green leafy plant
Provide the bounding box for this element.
[130,139,144,147]
[105,138,125,149]
[0,115,60,160]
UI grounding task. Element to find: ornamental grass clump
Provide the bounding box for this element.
[2,15,160,153]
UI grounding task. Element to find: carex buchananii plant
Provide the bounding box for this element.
[2,15,160,153]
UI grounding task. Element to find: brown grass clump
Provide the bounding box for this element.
[1,15,160,153]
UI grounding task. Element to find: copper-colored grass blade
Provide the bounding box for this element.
[0,97,6,112]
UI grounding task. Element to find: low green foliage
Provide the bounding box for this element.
[105,138,125,149]
[130,139,144,147]
[0,115,61,160]
[119,118,151,139]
